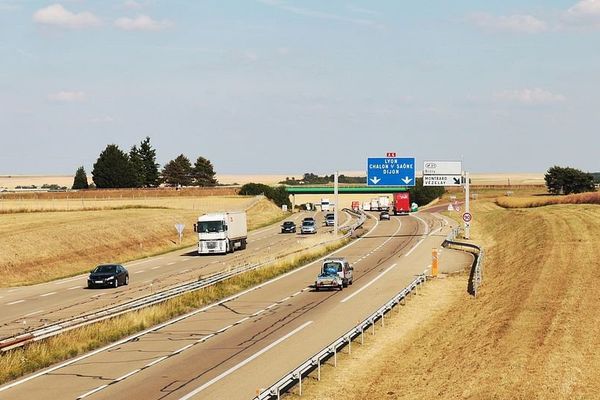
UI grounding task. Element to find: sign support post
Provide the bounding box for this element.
[334,171,339,236]
[464,172,470,240]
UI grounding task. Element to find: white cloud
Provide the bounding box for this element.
[468,12,548,33]
[48,91,86,102]
[33,4,101,29]
[123,0,142,10]
[564,0,600,27]
[495,88,566,105]
[114,15,172,31]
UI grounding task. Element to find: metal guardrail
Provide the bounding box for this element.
[443,234,484,297]
[0,210,367,352]
[254,273,427,400]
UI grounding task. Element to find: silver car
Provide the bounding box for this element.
[301,220,317,234]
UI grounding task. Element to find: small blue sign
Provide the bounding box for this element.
[367,157,415,186]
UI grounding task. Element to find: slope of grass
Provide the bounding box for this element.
[497,191,600,208]
[299,202,600,400]
[0,197,283,287]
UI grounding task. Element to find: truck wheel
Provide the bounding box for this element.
[339,284,343,291]
[241,239,247,250]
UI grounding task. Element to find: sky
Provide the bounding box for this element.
[1,0,599,175]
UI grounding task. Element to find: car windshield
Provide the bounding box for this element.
[198,221,224,233]
[283,222,294,226]
[323,261,342,273]
[303,221,314,226]
[94,265,117,273]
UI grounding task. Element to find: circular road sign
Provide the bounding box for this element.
[462,212,472,223]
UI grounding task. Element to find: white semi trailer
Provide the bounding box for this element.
[194,211,248,254]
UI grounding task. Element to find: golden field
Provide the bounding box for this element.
[0,196,283,287]
[299,198,600,399]
[496,191,600,208]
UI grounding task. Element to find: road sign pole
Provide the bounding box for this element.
[464,171,470,239]
[334,171,339,236]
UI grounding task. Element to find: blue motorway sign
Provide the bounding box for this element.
[367,157,415,186]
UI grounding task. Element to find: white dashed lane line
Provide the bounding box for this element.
[23,310,44,317]
[6,300,25,305]
[40,292,56,297]
[67,286,81,290]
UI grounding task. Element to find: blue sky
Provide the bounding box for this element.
[1,0,599,175]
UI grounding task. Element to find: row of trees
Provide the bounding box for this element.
[280,173,365,185]
[544,166,596,195]
[72,137,217,189]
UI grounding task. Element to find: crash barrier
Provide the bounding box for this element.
[254,273,427,400]
[443,238,484,297]
[0,210,366,352]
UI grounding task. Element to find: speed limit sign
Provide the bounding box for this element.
[462,212,472,223]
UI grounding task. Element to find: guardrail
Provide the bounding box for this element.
[443,238,484,297]
[254,273,427,400]
[0,210,367,352]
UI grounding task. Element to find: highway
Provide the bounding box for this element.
[0,210,356,340]
[0,209,473,400]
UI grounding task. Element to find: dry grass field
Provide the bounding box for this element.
[297,199,600,399]
[0,196,283,287]
[497,191,600,208]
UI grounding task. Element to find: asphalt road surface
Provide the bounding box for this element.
[0,209,472,400]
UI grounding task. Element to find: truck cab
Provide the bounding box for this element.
[194,212,247,254]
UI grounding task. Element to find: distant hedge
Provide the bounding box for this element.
[239,183,291,208]
[410,178,445,206]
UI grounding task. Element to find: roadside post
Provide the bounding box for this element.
[464,171,470,239]
[175,223,185,245]
[334,171,339,236]
[432,248,439,277]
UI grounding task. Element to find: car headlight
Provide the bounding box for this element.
[106,276,115,280]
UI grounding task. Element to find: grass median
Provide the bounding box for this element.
[0,235,351,385]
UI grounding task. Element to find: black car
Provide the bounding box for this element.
[380,210,390,220]
[281,221,297,233]
[88,264,129,288]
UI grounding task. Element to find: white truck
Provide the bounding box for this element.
[370,198,379,211]
[194,211,247,254]
[362,201,371,211]
[321,198,331,212]
[378,196,390,211]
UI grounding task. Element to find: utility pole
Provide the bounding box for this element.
[464,171,470,240]
[334,171,339,236]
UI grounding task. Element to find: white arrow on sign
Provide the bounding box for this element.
[370,177,381,185]
[401,177,412,185]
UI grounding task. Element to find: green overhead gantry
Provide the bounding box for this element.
[285,186,408,194]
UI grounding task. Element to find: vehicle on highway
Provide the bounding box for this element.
[87,264,129,288]
[281,221,297,233]
[320,198,331,212]
[393,192,411,215]
[380,210,390,220]
[302,216,316,223]
[194,211,248,254]
[315,257,353,290]
[325,213,335,226]
[301,220,317,234]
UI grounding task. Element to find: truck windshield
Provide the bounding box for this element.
[198,221,224,233]
[323,262,342,273]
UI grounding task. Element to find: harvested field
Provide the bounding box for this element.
[0,197,283,287]
[297,201,600,399]
[497,191,600,208]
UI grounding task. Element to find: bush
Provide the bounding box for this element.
[239,183,291,208]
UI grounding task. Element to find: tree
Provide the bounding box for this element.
[239,183,291,207]
[138,136,160,187]
[161,154,193,186]
[192,156,218,186]
[92,144,137,188]
[129,145,144,188]
[72,166,89,190]
[545,166,596,195]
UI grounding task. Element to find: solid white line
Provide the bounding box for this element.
[266,304,277,310]
[234,317,250,325]
[178,321,313,400]
[279,296,290,302]
[6,300,25,305]
[115,369,141,382]
[341,263,398,303]
[216,325,234,333]
[252,309,265,317]
[146,356,169,368]
[173,344,194,354]
[430,226,442,236]
[412,214,430,235]
[23,310,44,317]
[200,334,215,342]
[40,292,56,297]
[405,238,425,257]
[77,384,109,399]
[67,286,81,290]
[54,276,82,285]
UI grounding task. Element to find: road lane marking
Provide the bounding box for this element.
[178,321,314,399]
[40,292,56,297]
[127,258,162,267]
[405,238,425,257]
[6,300,25,305]
[173,344,194,354]
[23,310,44,317]
[151,266,161,270]
[412,214,430,235]
[167,262,176,266]
[216,324,233,334]
[234,317,250,325]
[145,356,168,368]
[134,270,145,274]
[67,286,81,290]
[54,276,83,285]
[77,384,109,399]
[341,263,398,303]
